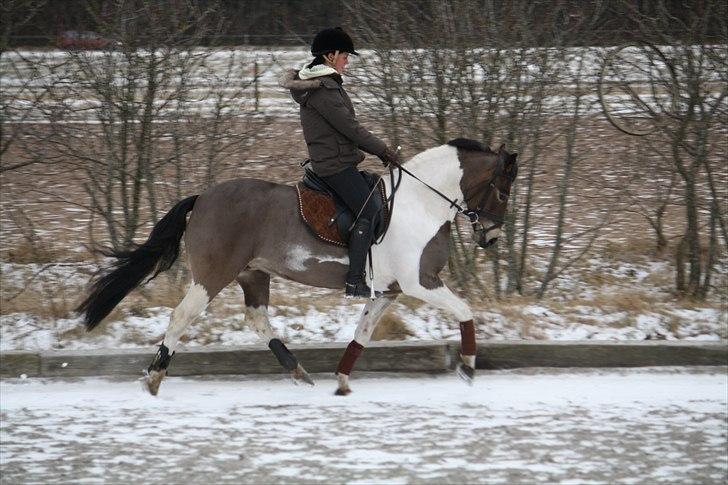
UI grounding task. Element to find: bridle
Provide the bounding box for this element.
[461,159,514,234]
[389,158,513,236]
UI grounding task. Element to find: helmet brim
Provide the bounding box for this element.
[312,49,359,56]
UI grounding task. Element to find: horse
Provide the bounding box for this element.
[77,138,518,396]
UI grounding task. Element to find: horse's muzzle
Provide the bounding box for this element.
[480,236,498,249]
[474,226,500,249]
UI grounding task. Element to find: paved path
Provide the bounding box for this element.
[1,368,726,484]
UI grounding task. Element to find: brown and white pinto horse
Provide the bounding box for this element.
[77,139,518,395]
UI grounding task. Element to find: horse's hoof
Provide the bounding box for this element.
[291,364,315,386]
[142,369,166,396]
[334,372,351,395]
[456,363,475,386]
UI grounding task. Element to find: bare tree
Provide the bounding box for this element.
[35,0,225,248]
[601,0,728,298]
[0,0,58,173]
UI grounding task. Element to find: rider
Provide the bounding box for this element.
[281,27,400,298]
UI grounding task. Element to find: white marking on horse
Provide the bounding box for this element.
[163,282,209,352]
[286,244,348,272]
[245,305,275,341]
[370,145,465,288]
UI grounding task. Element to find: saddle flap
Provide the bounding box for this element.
[296,170,389,247]
[296,184,347,246]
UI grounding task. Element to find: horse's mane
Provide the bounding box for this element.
[447,138,494,154]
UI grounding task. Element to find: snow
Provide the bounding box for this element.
[1,368,726,483]
[1,257,725,350]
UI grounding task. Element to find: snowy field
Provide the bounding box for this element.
[1,367,726,484]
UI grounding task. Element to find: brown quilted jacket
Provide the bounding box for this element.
[279,69,387,177]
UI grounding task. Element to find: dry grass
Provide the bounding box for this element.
[481,296,542,338]
[269,290,342,313]
[56,323,91,343]
[396,294,427,312]
[3,240,63,264]
[578,269,624,287]
[572,290,657,313]
[371,311,414,341]
[1,279,76,318]
[132,275,189,310]
[666,315,682,335]
[642,266,675,288]
[600,237,662,264]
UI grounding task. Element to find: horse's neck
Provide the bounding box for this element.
[389,145,463,223]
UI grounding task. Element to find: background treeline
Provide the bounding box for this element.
[5,0,727,47]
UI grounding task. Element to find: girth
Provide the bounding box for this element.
[296,169,389,247]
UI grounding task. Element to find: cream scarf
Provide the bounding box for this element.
[298,63,339,80]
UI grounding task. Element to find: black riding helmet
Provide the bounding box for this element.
[311,27,359,56]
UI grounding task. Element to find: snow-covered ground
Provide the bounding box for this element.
[1,368,726,483]
[1,258,725,351]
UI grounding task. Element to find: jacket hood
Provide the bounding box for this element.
[279,69,341,105]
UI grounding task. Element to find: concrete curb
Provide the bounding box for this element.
[1,340,726,378]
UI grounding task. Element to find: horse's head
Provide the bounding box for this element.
[451,139,518,249]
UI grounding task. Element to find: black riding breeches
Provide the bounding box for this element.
[321,166,379,222]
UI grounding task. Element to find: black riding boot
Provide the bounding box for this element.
[345,218,380,298]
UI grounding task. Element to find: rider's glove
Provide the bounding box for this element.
[378,146,400,167]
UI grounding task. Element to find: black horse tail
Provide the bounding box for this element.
[77,195,199,331]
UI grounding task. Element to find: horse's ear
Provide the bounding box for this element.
[497,144,508,164]
[506,153,518,178]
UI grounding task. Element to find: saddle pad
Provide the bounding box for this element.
[296,180,389,247]
[296,184,347,246]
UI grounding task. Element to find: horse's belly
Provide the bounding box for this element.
[247,245,349,290]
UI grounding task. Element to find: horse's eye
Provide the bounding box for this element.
[497,189,508,203]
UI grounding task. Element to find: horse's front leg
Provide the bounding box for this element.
[401,282,477,384]
[335,295,397,395]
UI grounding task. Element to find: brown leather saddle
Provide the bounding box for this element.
[296,169,389,247]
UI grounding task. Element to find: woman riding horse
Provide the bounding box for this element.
[283,27,400,298]
[76,28,518,395]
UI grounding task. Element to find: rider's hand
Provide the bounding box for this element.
[378,146,400,167]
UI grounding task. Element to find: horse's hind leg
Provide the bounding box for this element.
[237,270,314,386]
[144,281,211,395]
[335,294,397,396]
